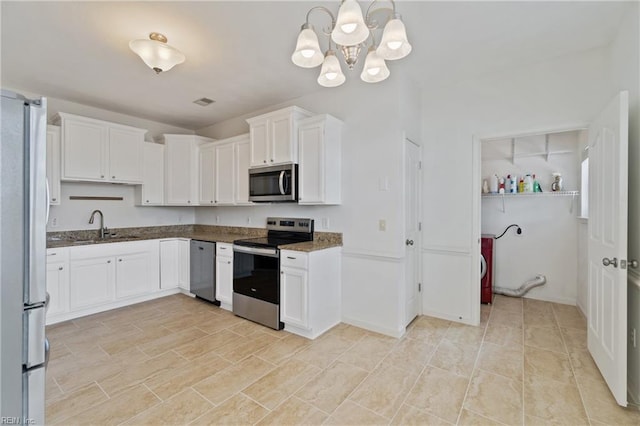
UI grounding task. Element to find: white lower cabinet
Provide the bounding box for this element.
[69,256,114,310]
[178,239,190,290]
[215,243,233,310]
[46,248,68,319]
[280,247,341,339]
[115,251,154,299]
[47,240,161,324]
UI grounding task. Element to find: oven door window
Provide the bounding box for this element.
[233,250,279,304]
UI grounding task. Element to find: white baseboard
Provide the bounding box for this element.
[421,309,478,326]
[341,315,405,338]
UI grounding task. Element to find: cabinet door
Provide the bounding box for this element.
[249,120,269,167]
[199,144,216,205]
[215,255,233,305]
[160,240,179,289]
[165,140,196,205]
[271,115,294,164]
[141,142,164,205]
[69,257,114,309]
[62,119,107,180]
[46,261,68,317]
[215,142,235,204]
[280,266,309,329]
[46,126,61,205]
[178,240,190,290]
[115,252,151,299]
[235,138,252,204]
[109,127,143,183]
[298,121,324,204]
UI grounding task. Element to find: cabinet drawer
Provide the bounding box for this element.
[216,243,233,257]
[46,248,68,261]
[280,251,308,269]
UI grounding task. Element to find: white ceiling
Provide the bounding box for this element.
[1,1,631,130]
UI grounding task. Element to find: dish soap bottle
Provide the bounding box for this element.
[533,174,542,192]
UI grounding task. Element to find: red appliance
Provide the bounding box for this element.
[481,235,495,304]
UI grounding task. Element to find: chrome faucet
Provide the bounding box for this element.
[88,209,108,239]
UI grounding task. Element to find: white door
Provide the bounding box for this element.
[235,137,252,204]
[215,255,233,306]
[280,266,309,329]
[587,91,628,406]
[108,128,143,183]
[115,252,151,299]
[404,139,421,325]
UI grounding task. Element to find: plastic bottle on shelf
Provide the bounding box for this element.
[498,177,505,194]
[510,175,517,193]
[482,179,489,194]
[518,177,525,193]
[524,174,533,192]
[489,174,499,193]
[533,174,542,192]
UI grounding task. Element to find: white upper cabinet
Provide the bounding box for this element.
[163,134,214,205]
[199,143,216,205]
[234,135,252,205]
[246,106,313,167]
[54,112,146,184]
[136,142,164,206]
[298,114,343,205]
[46,125,61,205]
[215,141,235,205]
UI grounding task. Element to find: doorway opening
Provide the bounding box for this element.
[479,128,588,311]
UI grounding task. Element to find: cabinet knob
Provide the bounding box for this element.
[227,261,231,264]
[112,176,116,179]
[118,259,122,262]
[101,175,105,178]
[188,200,191,204]
[281,271,284,274]
[58,266,63,271]
[263,160,267,163]
[52,198,57,201]
[146,200,149,203]
[270,159,274,162]
[107,260,111,263]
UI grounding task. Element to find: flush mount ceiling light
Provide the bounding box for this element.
[129,32,186,74]
[291,0,411,87]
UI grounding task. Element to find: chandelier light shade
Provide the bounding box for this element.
[317,50,346,87]
[360,46,390,83]
[331,0,370,46]
[291,0,411,87]
[376,15,412,60]
[291,24,324,68]
[129,32,186,74]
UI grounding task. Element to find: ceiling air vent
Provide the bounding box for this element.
[193,97,215,106]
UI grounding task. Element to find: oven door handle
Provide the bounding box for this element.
[278,171,286,195]
[233,245,279,257]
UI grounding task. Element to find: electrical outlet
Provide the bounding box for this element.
[246,217,252,225]
[321,217,330,229]
[379,219,386,231]
[50,217,58,228]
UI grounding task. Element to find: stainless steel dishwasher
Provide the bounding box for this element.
[190,240,219,305]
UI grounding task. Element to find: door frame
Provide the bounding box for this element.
[403,135,423,319]
[471,122,589,322]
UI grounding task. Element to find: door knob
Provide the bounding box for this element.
[629,260,638,269]
[602,257,618,267]
[406,239,414,246]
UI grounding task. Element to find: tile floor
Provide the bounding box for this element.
[45,294,640,425]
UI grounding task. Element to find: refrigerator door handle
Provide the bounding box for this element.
[26,100,47,305]
[45,178,50,224]
[23,306,46,369]
[22,366,45,426]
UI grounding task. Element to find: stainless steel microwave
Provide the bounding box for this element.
[248,163,298,202]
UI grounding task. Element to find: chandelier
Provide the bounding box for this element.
[291,0,411,87]
[129,32,186,74]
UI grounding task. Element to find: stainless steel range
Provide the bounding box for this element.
[232,217,314,330]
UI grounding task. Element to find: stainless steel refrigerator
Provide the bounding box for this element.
[0,90,48,425]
